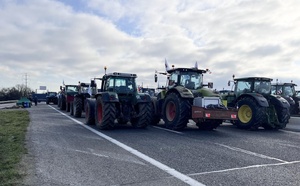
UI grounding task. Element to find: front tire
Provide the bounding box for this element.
[70,102,74,115]
[236,97,266,130]
[275,107,289,129]
[84,99,95,125]
[162,93,191,130]
[74,97,82,118]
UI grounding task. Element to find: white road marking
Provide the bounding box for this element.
[49,105,205,186]
[188,160,300,176]
[74,149,109,158]
[215,143,288,163]
[152,126,184,134]
[282,130,300,135]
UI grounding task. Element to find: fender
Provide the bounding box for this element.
[269,95,290,109]
[166,86,194,99]
[136,93,151,103]
[96,92,119,103]
[238,93,269,107]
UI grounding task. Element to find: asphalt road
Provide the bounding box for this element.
[21,103,300,186]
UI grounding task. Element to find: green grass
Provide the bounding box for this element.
[0,110,29,186]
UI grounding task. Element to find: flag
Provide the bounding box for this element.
[165,58,170,71]
[194,61,198,69]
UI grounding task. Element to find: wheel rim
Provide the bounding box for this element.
[97,102,103,123]
[238,105,252,123]
[166,101,176,121]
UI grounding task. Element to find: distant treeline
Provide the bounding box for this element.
[0,84,33,101]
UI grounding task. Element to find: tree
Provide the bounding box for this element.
[0,85,33,101]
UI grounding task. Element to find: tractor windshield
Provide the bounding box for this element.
[179,72,202,89]
[66,85,78,93]
[48,92,57,96]
[254,80,271,94]
[106,77,136,93]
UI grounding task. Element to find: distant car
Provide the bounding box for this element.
[46,92,58,104]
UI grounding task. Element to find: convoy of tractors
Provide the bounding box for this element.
[50,62,300,131]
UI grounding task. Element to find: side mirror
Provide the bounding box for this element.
[60,86,62,90]
[228,81,230,86]
[91,80,96,87]
[208,82,213,88]
[154,74,158,82]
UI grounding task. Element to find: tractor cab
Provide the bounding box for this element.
[234,77,272,97]
[101,72,137,95]
[271,82,299,115]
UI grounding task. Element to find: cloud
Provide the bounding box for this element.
[1,0,300,93]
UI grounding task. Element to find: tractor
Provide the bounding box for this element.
[46,92,58,105]
[225,76,290,130]
[153,63,237,130]
[57,85,78,111]
[271,82,299,115]
[84,69,152,130]
[70,82,93,117]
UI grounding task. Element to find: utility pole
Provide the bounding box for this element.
[23,73,29,96]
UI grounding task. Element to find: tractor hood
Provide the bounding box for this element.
[193,87,220,97]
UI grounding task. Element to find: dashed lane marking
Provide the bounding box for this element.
[215,143,288,163]
[152,126,184,134]
[188,160,300,176]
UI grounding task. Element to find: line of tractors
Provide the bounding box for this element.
[54,63,300,131]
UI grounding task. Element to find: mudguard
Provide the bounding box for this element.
[136,93,151,103]
[167,86,194,99]
[269,95,290,109]
[238,93,269,107]
[97,92,119,103]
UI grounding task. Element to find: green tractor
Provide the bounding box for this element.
[84,69,152,130]
[225,76,290,130]
[70,82,93,117]
[271,82,299,115]
[153,63,237,130]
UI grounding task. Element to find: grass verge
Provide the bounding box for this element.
[0,109,29,186]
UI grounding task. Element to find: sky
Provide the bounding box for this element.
[1,0,300,92]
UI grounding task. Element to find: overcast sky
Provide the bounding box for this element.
[1,0,300,92]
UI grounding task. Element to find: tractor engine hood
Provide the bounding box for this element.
[192,87,220,98]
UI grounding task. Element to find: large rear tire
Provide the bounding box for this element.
[162,92,191,130]
[74,97,82,118]
[95,97,116,130]
[131,103,152,128]
[237,97,266,130]
[84,99,95,125]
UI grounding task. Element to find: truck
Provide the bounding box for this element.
[225,76,290,130]
[153,63,238,130]
[84,70,153,130]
